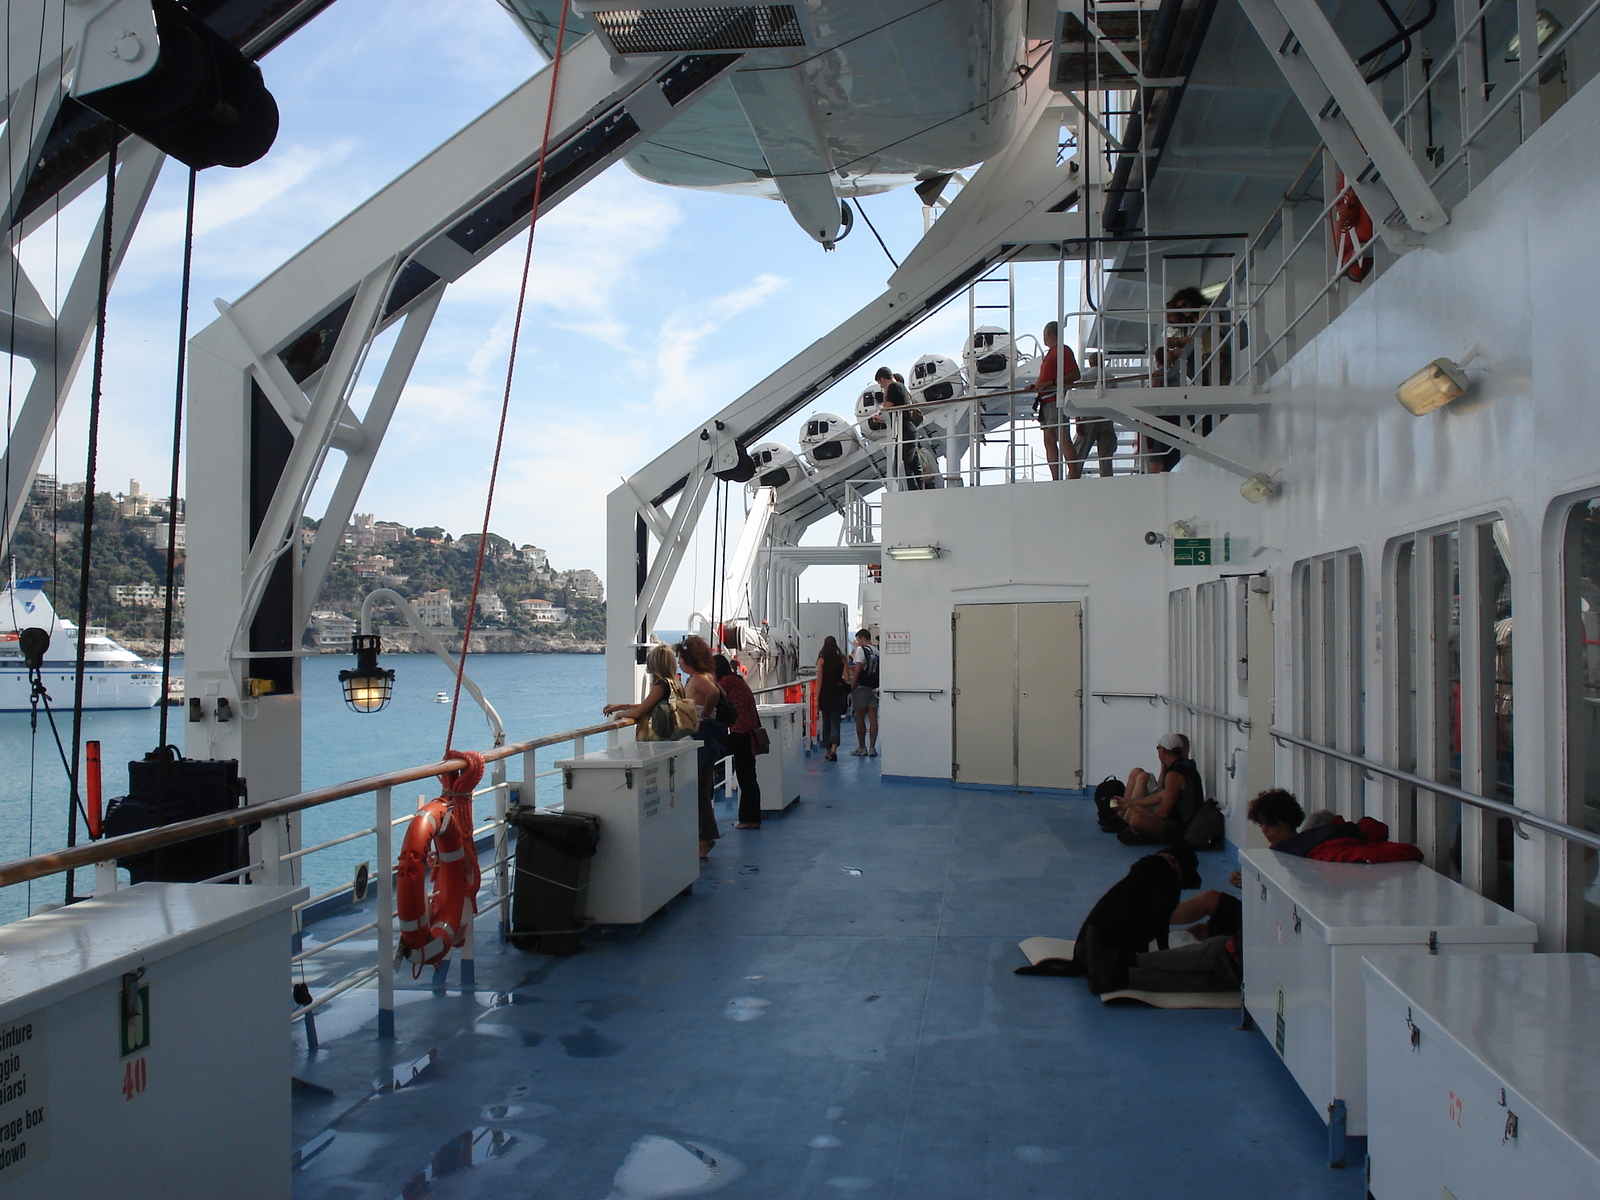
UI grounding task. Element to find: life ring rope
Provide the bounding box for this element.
[395,749,485,974]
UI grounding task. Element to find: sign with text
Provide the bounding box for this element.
[0,1011,48,1181]
[884,631,911,654]
[1173,536,1232,566]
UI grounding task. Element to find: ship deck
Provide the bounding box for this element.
[290,755,1366,1200]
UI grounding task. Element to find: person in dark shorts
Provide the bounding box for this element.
[1117,733,1204,844]
[715,655,763,830]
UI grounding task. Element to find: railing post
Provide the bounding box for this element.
[255,815,285,886]
[375,786,394,1039]
[607,724,621,748]
[93,861,118,896]
[492,759,509,945]
[523,748,536,806]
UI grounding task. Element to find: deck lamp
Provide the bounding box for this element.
[886,544,941,561]
[339,634,395,713]
[1396,357,1470,415]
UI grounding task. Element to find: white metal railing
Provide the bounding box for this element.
[0,717,635,1040]
[1269,727,1600,854]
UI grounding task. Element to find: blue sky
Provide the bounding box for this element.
[20,0,1070,626]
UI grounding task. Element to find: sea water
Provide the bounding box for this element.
[0,653,606,923]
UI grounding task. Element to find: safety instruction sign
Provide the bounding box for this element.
[0,1011,48,1180]
[884,631,911,654]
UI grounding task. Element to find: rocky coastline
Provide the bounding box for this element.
[119,632,604,658]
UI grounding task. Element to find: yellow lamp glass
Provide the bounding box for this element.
[1396,358,1469,415]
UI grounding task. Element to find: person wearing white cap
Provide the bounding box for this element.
[1117,733,1204,845]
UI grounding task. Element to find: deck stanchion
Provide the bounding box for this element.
[256,815,284,886]
[375,786,394,1039]
[93,860,118,895]
[493,760,510,944]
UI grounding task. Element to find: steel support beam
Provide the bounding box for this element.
[1237,0,1447,245]
[0,139,164,560]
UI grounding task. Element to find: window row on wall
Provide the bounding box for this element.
[1167,578,1251,810]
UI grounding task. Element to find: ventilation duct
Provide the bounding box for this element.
[582,4,805,54]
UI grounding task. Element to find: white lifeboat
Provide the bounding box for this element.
[799,412,865,470]
[747,442,813,496]
[854,385,892,442]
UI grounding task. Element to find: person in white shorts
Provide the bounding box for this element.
[848,628,880,756]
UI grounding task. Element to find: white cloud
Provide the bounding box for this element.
[651,273,789,409]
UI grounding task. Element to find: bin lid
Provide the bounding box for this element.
[1241,848,1538,945]
[1363,953,1600,1161]
[507,805,601,858]
[756,702,805,717]
[554,741,698,770]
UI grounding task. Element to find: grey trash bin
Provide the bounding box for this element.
[507,805,601,955]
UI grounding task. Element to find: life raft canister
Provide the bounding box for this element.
[396,749,485,972]
[1329,172,1374,283]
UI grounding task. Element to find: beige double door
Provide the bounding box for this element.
[952,602,1083,789]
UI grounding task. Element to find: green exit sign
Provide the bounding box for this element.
[1173,536,1232,566]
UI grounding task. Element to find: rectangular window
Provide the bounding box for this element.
[1565,499,1600,953]
[1292,549,1365,816]
[1394,540,1419,841]
[1480,521,1514,907]
[1433,529,1463,880]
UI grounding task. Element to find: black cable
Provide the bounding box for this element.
[1359,0,1439,82]
[65,132,117,905]
[158,169,197,751]
[852,198,900,268]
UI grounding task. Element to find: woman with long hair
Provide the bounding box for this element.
[603,642,684,736]
[679,635,726,860]
[816,635,848,761]
[714,654,763,829]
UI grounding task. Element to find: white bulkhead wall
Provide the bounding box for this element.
[878,475,1259,838]
[1173,56,1600,946]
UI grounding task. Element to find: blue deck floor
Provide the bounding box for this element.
[291,754,1367,1200]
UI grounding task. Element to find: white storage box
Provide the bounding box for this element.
[1241,848,1536,1151]
[0,882,305,1200]
[756,702,806,813]
[1365,954,1600,1200]
[555,741,699,925]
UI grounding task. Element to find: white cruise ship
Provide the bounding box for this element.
[0,575,162,711]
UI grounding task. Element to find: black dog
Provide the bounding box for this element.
[1018,844,1201,994]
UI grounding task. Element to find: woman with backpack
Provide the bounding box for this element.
[604,642,695,741]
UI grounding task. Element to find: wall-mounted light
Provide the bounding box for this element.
[1396,357,1471,415]
[1507,9,1562,59]
[886,544,941,561]
[1240,472,1277,504]
[339,633,395,713]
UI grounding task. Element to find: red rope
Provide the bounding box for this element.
[445,0,574,756]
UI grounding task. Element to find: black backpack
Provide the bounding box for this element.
[859,647,880,689]
[1093,776,1125,831]
[1183,799,1226,850]
[102,746,252,884]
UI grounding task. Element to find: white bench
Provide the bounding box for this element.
[1365,953,1600,1199]
[1241,848,1536,1165]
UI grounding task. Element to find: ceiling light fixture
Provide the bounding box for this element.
[886,544,941,561]
[1396,357,1471,415]
[1240,472,1277,504]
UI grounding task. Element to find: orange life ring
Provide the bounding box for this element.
[396,749,485,972]
[1329,173,1374,283]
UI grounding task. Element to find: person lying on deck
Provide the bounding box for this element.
[1248,789,1423,863]
[1115,732,1205,845]
[1015,843,1201,993]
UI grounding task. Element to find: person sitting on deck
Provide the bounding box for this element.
[1016,843,1201,993]
[1115,733,1204,846]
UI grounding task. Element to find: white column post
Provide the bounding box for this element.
[375,786,395,1038]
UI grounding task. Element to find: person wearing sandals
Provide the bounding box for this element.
[816,636,848,761]
[679,636,726,860]
[714,655,763,829]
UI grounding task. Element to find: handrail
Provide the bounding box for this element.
[1089,691,1159,704]
[1162,694,1249,732]
[1268,727,1600,854]
[0,718,634,889]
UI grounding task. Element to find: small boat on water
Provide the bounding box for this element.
[0,575,163,712]
[434,691,450,703]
